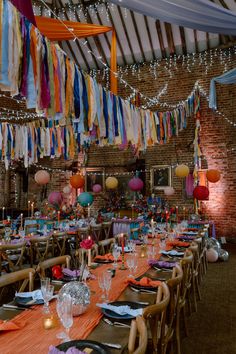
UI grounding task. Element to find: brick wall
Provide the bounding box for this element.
[1,53,236,237]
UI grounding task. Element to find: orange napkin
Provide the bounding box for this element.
[126,276,161,288]
[0,319,26,331]
[94,253,121,262]
[166,240,190,247]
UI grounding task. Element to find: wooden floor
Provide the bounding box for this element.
[181,243,236,354]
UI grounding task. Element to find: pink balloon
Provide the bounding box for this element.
[35,170,50,185]
[92,184,102,193]
[48,191,63,206]
[128,177,144,191]
[206,248,218,263]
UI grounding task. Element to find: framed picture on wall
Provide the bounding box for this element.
[85,168,105,193]
[150,165,172,190]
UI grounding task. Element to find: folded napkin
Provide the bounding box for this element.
[94,253,121,262]
[48,346,85,354]
[126,276,161,288]
[183,231,198,235]
[97,303,143,317]
[62,268,81,277]
[0,319,26,331]
[166,240,190,247]
[148,260,176,269]
[178,235,195,241]
[161,250,184,257]
[117,246,132,253]
[15,290,43,301]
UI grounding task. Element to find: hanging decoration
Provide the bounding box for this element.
[175,164,190,178]
[105,177,118,190]
[63,185,72,194]
[48,191,63,207]
[128,177,144,192]
[34,170,50,185]
[77,192,94,207]
[193,186,209,201]
[164,186,175,196]
[70,174,85,189]
[206,169,221,183]
[92,184,102,193]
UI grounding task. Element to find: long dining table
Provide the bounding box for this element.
[0,239,188,354]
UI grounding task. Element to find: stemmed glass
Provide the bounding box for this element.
[112,243,120,268]
[103,272,112,302]
[126,256,135,278]
[40,278,54,313]
[98,274,106,300]
[56,294,73,343]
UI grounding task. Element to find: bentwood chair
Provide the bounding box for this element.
[29,234,53,266]
[90,224,102,242]
[0,268,35,305]
[52,231,69,256]
[188,242,201,312]
[36,255,71,278]
[128,316,148,354]
[0,240,27,274]
[98,238,116,255]
[102,221,112,240]
[142,282,170,353]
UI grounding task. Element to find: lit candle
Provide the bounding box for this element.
[57,211,60,223]
[183,207,186,220]
[88,203,90,218]
[151,218,154,237]
[2,207,5,221]
[176,206,179,223]
[121,233,124,254]
[43,316,56,330]
[28,201,31,217]
[31,202,34,217]
[20,213,23,228]
[87,236,91,267]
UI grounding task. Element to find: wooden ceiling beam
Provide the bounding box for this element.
[144,15,155,61]
[206,32,210,50]
[179,26,187,55]
[164,22,175,55]
[117,6,136,63]
[155,20,166,57]
[130,10,146,62]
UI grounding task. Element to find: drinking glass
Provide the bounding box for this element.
[103,272,112,302]
[126,256,134,278]
[112,244,120,268]
[98,274,106,300]
[40,278,51,313]
[56,295,73,343]
[131,256,138,277]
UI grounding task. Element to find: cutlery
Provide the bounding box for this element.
[51,280,64,285]
[130,287,156,294]
[154,267,172,272]
[2,304,28,311]
[132,301,149,305]
[102,342,122,349]
[103,318,131,328]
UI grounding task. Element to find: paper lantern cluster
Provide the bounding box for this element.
[105,177,118,190]
[34,170,50,185]
[77,192,94,207]
[128,177,144,191]
[193,186,209,200]
[175,164,189,178]
[70,174,85,189]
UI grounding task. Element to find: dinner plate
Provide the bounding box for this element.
[14,296,44,307]
[93,258,114,264]
[56,340,110,354]
[102,301,146,320]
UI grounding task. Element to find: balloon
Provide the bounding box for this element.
[63,185,72,194]
[128,177,144,191]
[34,170,50,185]
[164,186,175,196]
[48,191,63,206]
[105,177,118,189]
[77,192,94,207]
[206,169,221,183]
[206,238,221,253]
[175,164,189,178]
[218,249,229,262]
[206,248,218,263]
[70,174,85,189]
[92,184,102,193]
[193,186,209,200]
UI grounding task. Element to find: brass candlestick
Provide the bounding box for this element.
[119,251,127,270]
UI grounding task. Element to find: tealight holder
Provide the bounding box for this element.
[43,315,57,330]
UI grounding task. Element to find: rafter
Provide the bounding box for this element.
[144,16,155,61]
[179,26,187,55]
[193,29,199,53]
[130,11,146,62]
[164,22,175,55]
[117,6,136,63]
[155,20,166,58]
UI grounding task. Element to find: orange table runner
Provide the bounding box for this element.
[0,251,154,354]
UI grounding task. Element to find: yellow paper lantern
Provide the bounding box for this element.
[105,177,118,189]
[175,164,189,178]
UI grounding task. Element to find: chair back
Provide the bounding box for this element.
[180,250,194,302]
[98,238,116,255]
[37,255,71,278]
[29,234,53,266]
[0,240,27,273]
[128,316,148,354]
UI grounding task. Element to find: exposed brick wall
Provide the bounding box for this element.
[0,53,236,237]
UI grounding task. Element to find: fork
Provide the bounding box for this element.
[103,317,131,328]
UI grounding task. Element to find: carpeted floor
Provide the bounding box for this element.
[181,243,236,354]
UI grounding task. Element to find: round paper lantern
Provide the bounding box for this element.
[63,185,72,194]
[105,177,118,190]
[193,186,209,200]
[70,174,85,189]
[206,169,221,183]
[175,164,190,178]
[206,248,218,263]
[77,192,94,207]
[128,177,144,191]
[92,184,102,193]
[34,170,50,185]
[164,186,175,196]
[48,191,63,206]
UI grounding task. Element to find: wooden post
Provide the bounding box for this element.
[4,169,10,207]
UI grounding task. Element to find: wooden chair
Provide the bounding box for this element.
[29,234,53,267]
[98,238,116,255]
[90,224,102,242]
[102,221,112,239]
[0,268,35,305]
[128,316,148,354]
[36,255,71,278]
[142,282,170,353]
[188,242,201,312]
[53,231,69,256]
[0,240,27,274]
[176,251,194,354]
[161,264,183,354]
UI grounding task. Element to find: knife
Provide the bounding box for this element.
[2,304,27,310]
[130,287,156,294]
[102,342,122,349]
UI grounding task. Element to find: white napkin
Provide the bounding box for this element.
[96,303,143,317]
[161,250,184,257]
[118,246,131,253]
[182,231,198,235]
[15,290,43,301]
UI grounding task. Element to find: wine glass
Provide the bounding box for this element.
[98,274,106,300]
[103,272,112,302]
[40,277,50,313]
[56,295,73,343]
[131,255,138,277]
[112,244,120,268]
[126,256,134,278]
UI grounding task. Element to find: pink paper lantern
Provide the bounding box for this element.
[63,185,72,194]
[128,177,144,191]
[206,248,218,263]
[35,170,50,185]
[92,184,102,193]
[164,187,175,196]
[48,191,63,206]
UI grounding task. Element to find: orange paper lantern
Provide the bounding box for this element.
[206,169,221,183]
[70,174,85,189]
